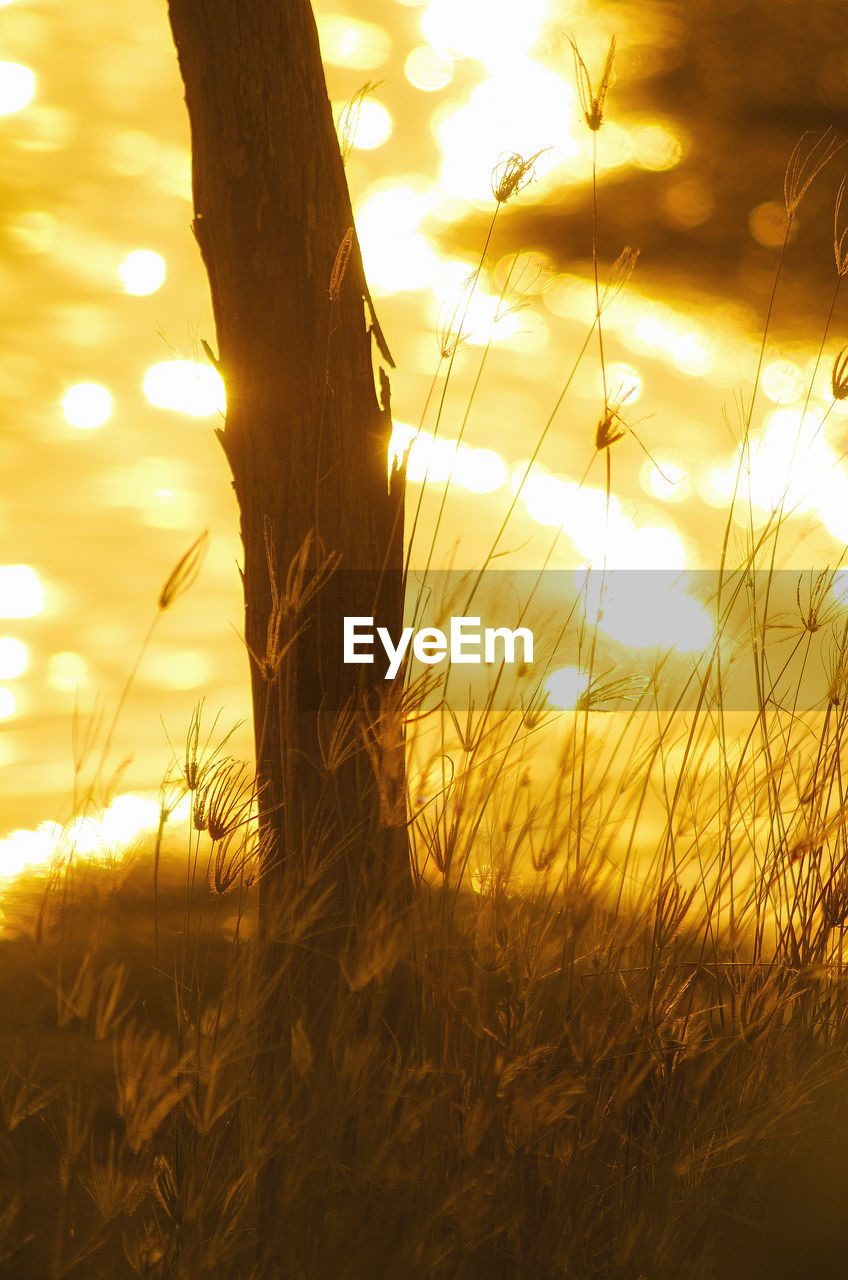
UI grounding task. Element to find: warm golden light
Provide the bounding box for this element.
[433,64,576,200]
[47,651,89,693]
[404,45,454,92]
[337,97,393,150]
[516,467,689,570]
[672,334,713,377]
[355,185,441,291]
[631,122,682,171]
[762,359,805,405]
[118,249,166,295]
[64,794,161,858]
[0,822,59,881]
[109,129,157,176]
[604,362,642,404]
[0,793,186,885]
[641,456,689,502]
[317,15,391,69]
[13,103,74,152]
[7,208,56,253]
[145,647,212,690]
[0,638,27,680]
[0,566,44,618]
[452,447,507,493]
[62,382,112,429]
[0,62,35,115]
[421,0,547,69]
[0,689,15,720]
[749,201,788,248]
[143,361,226,416]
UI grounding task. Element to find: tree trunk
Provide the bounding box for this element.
[166,0,409,1261]
[165,0,407,882]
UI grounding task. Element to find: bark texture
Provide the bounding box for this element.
[167,5,410,1254]
[166,0,407,901]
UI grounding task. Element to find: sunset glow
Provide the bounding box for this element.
[143,360,226,416]
[3,1,848,1271]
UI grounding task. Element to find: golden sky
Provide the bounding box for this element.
[2,0,847,872]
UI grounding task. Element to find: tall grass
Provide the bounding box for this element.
[6,38,848,1280]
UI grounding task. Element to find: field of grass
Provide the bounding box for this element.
[5,35,848,1280]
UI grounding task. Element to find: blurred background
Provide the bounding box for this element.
[2,0,848,864]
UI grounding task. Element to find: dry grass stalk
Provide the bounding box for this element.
[784,125,845,222]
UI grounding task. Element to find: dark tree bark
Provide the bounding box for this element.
[165,0,407,889]
[166,3,409,1253]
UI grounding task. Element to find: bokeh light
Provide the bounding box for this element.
[749,201,788,248]
[405,45,454,91]
[434,64,575,201]
[0,822,59,881]
[143,361,226,416]
[62,382,112,429]
[317,15,391,69]
[0,62,35,115]
[0,689,15,720]
[421,0,547,70]
[340,97,393,150]
[605,362,642,404]
[631,122,682,171]
[118,249,166,295]
[762,360,805,405]
[356,184,440,291]
[0,566,44,618]
[0,638,27,679]
[641,456,689,502]
[47,651,89,693]
[672,335,713,377]
[145,647,212,690]
[63,794,161,857]
[452,447,507,493]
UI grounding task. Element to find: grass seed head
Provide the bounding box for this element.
[601,246,640,312]
[826,630,848,704]
[157,529,208,612]
[212,827,258,895]
[437,282,475,359]
[337,80,381,164]
[203,759,256,843]
[835,176,848,274]
[570,35,616,132]
[795,569,837,633]
[832,345,848,399]
[595,408,626,451]
[784,126,845,222]
[491,150,547,205]
[329,226,354,302]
